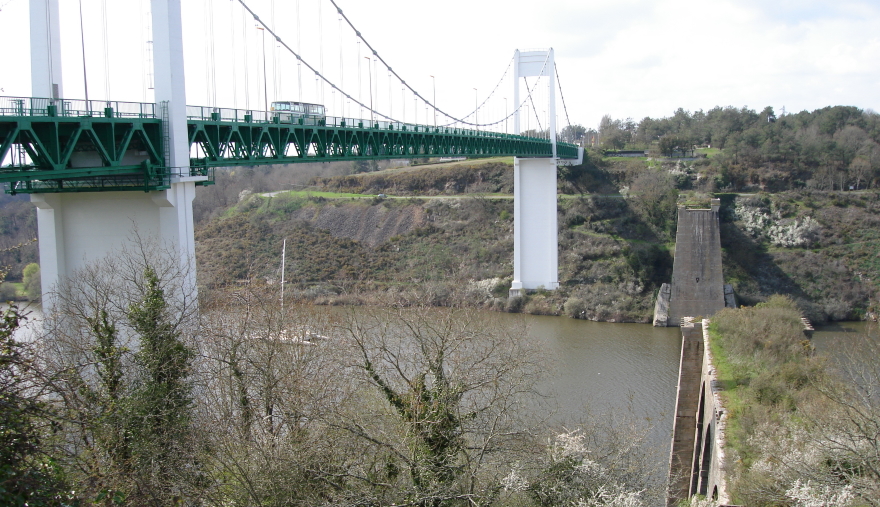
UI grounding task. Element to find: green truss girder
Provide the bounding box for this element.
[0,106,578,194]
[187,119,579,169]
[0,115,168,194]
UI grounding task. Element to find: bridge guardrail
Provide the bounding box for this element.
[3,96,557,145]
[184,104,548,141]
[0,96,156,118]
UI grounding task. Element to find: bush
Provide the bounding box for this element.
[563,297,587,319]
[0,282,17,301]
[504,295,526,313]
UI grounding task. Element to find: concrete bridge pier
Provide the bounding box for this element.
[510,157,559,295]
[32,186,199,309]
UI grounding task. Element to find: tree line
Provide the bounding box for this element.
[585,105,880,191]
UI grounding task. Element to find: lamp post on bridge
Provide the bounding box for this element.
[430,75,436,127]
[504,97,507,134]
[364,56,373,125]
[473,87,478,132]
[257,26,268,113]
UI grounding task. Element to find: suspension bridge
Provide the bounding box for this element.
[5,0,583,306]
[0,96,579,193]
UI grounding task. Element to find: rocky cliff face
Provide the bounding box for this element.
[291,202,426,247]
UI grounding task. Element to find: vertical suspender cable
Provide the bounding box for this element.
[78,0,90,105]
[43,0,58,100]
[271,0,278,102]
[231,0,238,109]
[296,0,302,101]
[318,0,324,106]
[140,0,146,102]
[204,0,211,106]
[209,0,217,106]
[242,5,250,109]
[339,10,345,117]
[357,41,362,119]
[339,10,344,117]
[102,0,111,101]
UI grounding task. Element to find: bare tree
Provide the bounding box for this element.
[329,305,549,506]
[192,287,347,506]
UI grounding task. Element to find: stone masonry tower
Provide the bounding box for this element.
[654,199,735,326]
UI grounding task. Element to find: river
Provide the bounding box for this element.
[498,313,682,453]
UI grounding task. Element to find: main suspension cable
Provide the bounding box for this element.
[237,0,557,133]
[238,0,402,122]
[328,0,515,127]
[555,63,572,130]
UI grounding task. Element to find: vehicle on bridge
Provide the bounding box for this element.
[270,101,326,123]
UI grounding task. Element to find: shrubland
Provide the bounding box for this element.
[709,296,880,506]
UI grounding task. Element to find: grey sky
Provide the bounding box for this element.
[1,0,877,130]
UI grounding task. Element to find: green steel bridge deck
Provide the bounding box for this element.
[0,96,579,194]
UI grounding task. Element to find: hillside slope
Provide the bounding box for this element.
[194,160,879,323]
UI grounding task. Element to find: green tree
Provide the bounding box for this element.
[560,124,587,144]
[353,159,379,173]
[22,262,40,301]
[127,266,195,504]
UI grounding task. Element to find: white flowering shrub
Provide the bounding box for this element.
[785,480,854,507]
[768,216,820,248]
[525,430,649,507]
[734,204,773,237]
[501,464,530,493]
[736,422,867,506]
[734,202,820,247]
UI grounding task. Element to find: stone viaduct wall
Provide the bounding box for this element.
[667,318,733,506]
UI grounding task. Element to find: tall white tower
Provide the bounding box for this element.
[510,49,559,295]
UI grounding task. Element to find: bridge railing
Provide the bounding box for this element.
[185,104,543,141]
[0,96,156,119]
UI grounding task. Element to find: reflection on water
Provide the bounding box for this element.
[812,321,876,355]
[811,321,878,372]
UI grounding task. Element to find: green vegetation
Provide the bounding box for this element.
[275,189,377,199]
[0,247,665,506]
[709,297,880,505]
[597,105,880,192]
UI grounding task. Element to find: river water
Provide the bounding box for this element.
[494,313,683,454]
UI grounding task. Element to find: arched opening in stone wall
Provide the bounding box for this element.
[698,422,713,496]
[690,382,707,495]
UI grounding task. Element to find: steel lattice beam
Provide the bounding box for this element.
[1,97,579,194]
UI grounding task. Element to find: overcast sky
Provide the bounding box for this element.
[1,0,878,130]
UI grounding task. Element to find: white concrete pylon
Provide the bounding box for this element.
[151,0,205,295]
[29,0,204,311]
[510,49,559,295]
[30,0,63,99]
